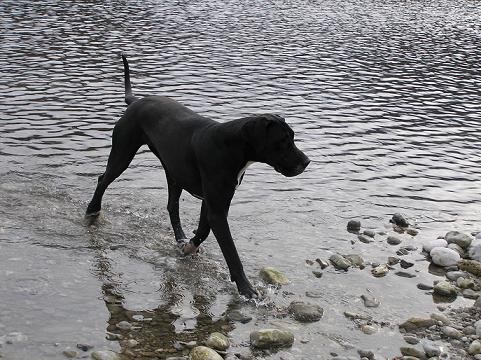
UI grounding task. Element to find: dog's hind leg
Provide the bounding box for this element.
[182,201,211,255]
[86,121,142,216]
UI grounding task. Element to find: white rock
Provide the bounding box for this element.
[423,239,447,253]
[91,350,122,360]
[430,247,461,267]
[469,340,481,355]
[469,239,481,262]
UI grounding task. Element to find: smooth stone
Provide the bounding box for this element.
[358,234,373,244]
[406,228,419,236]
[468,340,481,355]
[388,257,401,265]
[441,326,463,339]
[91,351,122,360]
[464,326,476,335]
[312,270,323,278]
[360,325,377,335]
[475,355,481,360]
[361,294,380,308]
[430,313,450,325]
[363,230,376,238]
[400,346,426,359]
[288,301,324,322]
[423,239,448,253]
[190,346,223,360]
[400,260,414,269]
[330,254,351,270]
[371,264,389,277]
[250,329,294,349]
[404,335,419,344]
[226,310,252,324]
[417,283,434,291]
[387,236,402,245]
[469,239,481,262]
[457,277,475,289]
[315,258,329,269]
[445,271,469,281]
[433,281,457,297]
[347,220,361,232]
[63,350,78,358]
[445,231,473,250]
[430,247,461,267]
[447,243,466,257]
[399,318,437,332]
[305,291,323,298]
[422,341,441,357]
[391,213,410,227]
[395,271,416,278]
[126,340,138,348]
[344,254,365,268]
[344,311,372,321]
[115,321,132,330]
[259,267,289,285]
[205,332,230,351]
[458,259,481,277]
[357,350,374,359]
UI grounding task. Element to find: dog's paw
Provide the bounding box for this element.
[237,282,259,299]
[178,240,200,256]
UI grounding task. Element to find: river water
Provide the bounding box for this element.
[1,0,480,359]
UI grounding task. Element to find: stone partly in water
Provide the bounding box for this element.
[226,310,252,324]
[400,346,426,359]
[360,324,378,335]
[330,254,351,270]
[361,294,380,308]
[259,267,290,285]
[190,346,223,360]
[91,350,122,360]
[458,259,481,277]
[250,329,294,349]
[430,247,461,267]
[358,234,374,244]
[445,231,473,250]
[406,228,419,236]
[469,239,481,262]
[371,264,389,277]
[387,236,402,245]
[363,229,376,238]
[423,239,448,253]
[347,220,361,232]
[399,317,437,332]
[205,332,230,351]
[343,254,365,268]
[433,281,457,297]
[390,213,409,227]
[288,301,324,322]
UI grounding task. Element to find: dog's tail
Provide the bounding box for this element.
[121,53,138,106]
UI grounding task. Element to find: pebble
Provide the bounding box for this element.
[404,335,419,344]
[399,317,437,332]
[475,297,481,308]
[312,270,323,278]
[358,234,373,244]
[315,258,330,269]
[363,230,376,238]
[417,283,434,290]
[77,344,94,352]
[400,260,414,269]
[400,346,426,359]
[126,340,138,348]
[469,239,481,262]
[344,254,365,268]
[226,310,252,324]
[469,340,481,355]
[475,320,481,336]
[250,329,294,349]
[387,236,402,245]
[205,332,230,351]
[430,313,450,325]
[330,254,351,270]
[360,325,377,335]
[361,294,380,308]
[62,350,78,358]
[115,321,132,330]
[259,267,289,285]
[358,349,375,359]
[430,247,461,267]
[190,346,223,360]
[288,301,324,322]
[91,351,122,360]
[391,213,410,227]
[446,271,468,281]
[422,341,442,357]
[423,239,448,253]
[463,289,479,299]
[441,326,463,339]
[433,281,457,297]
[371,264,389,277]
[305,291,323,299]
[347,220,361,232]
[388,257,401,265]
[447,243,466,257]
[445,231,473,250]
[395,271,416,278]
[406,228,419,236]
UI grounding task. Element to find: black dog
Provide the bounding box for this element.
[86,55,310,297]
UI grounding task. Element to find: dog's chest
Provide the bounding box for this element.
[236,161,254,189]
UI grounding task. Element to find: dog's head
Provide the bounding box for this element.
[242,114,310,177]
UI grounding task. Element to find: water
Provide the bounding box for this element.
[1,0,480,358]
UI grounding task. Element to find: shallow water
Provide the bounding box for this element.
[1,0,481,358]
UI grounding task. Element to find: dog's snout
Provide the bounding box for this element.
[302,157,310,169]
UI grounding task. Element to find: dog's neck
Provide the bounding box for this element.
[236,161,255,189]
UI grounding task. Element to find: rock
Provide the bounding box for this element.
[390,213,410,227]
[358,234,373,244]
[430,313,450,325]
[330,254,351,270]
[465,289,481,299]
[400,260,414,269]
[399,318,437,332]
[371,264,389,277]
[63,350,78,358]
[126,340,138,348]
[344,311,372,321]
[441,326,463,339]
[423,239,448,253]
[433,281,457,297]
[474,297,481,308]
[361,294,380,308]
[190,346,223,360]
[400,346,426,359]
[288,301,323,322]
[305,291,323,298]
[388,257,400,265]
[363,230,376,238]
[430,247,461,267]
[417,283,434,290]
[445,231,473,250]
[469,239,481,262]
[422,341,441,357]
[312,270,323,278]
[387,236,402,245]
[115,321,132,330]
[91,351,122,360]
[344,254,364,268]
[458,259,481,277]
[205,332,230,351]
[468,340,481,355]
[226,310,252,324]
[347,220,361,232]
[447,243,466,257]
[404,335,419,344]
[259,267,289,285]
[250,329,294,349]
[446,271,468,281]
[406,228,419,236]
[395,271,416,278]
[315,258,329,269]
[360,325,377,335]
[358,350,374,359]
[457,277,475,289]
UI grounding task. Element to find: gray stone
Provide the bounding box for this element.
[305,291,323,298]
[259,267,289,285]
[395,271,416,278]
[469,239,481,262]
[391,213,410,227]
[63,350,78,358]
[190,346,223,360]
[423,239,448,253]
[441,326,463,339]
[115,321,132,330]
[400,346,426,359]
[250,329,294,349]
[457,277,475,289]
[347,220,361,232]
[430,313,450,325]
[226,310,252,324]
[357,350,374,360]
[463,289,479,299]
[422,341,441,357]
[406,228,419,236]
[445,271,468,281]
[430,247,461,267]
[330,254,351,270]
[417,283,434,290]
[404,335,419,344]
[468,340,481,355]
[387,236,402,245]
[288,301,323,322]
[447,243,466,257]
[360,325,377,335]
[475,320,481,336]
[358,234,373,244]
[399,318,437,332]
[445,231,473,250]
[363,230,376,238]
[205,332,230,351]
[464,326,476,335]
[371,264,389,277]
[344,254,365,268]
[433,281,457,297]
[91,351,122,360]
[475,297,481,308]
[361,294,380,308]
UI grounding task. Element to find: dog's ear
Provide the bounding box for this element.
[241,116,272,150]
